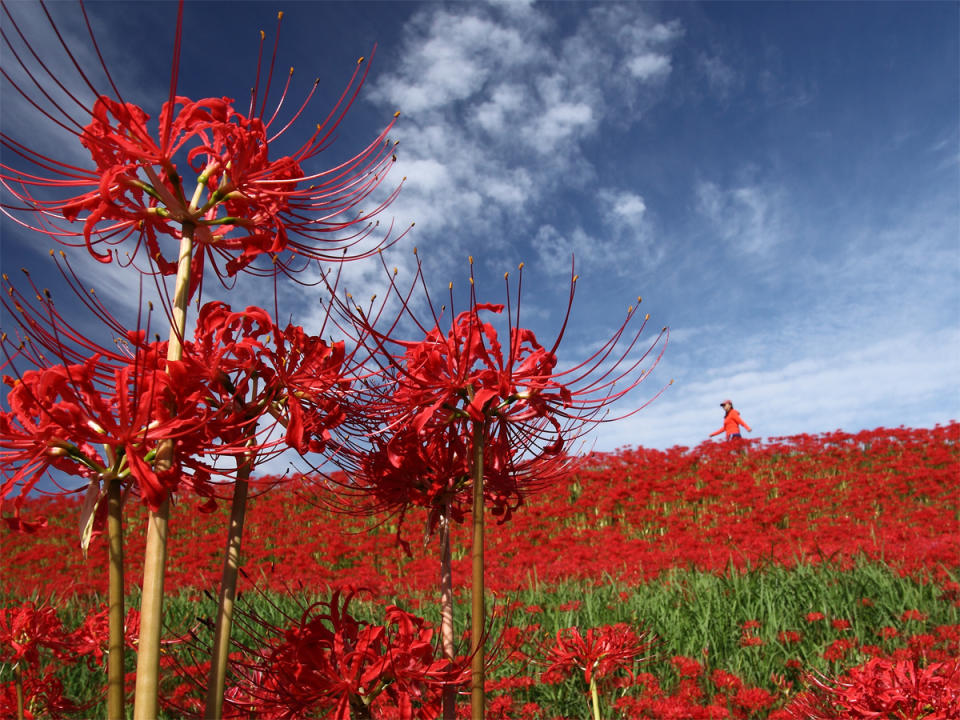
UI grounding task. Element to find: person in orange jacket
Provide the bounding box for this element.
[711,399,751,440]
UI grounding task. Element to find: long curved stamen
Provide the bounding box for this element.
[159,0,184,154]
[258,12,284,121]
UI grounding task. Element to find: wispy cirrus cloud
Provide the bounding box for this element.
[603,325,960,451]
[368,3,682,276]
[695,180,786,255]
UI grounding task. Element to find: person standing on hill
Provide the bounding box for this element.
[711,399,751,441]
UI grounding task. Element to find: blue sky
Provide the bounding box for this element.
[2,1,958,459]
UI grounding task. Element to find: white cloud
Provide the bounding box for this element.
[474,84,527,134]
[527,102,595,151]
[530,187,661,279]
[368,3,682,272]
[599,326,960,451]
[698,53,739,98]
[532,224,593,276]
[600,189,648,228]
[628,53,672,80]
[695,180,785,254]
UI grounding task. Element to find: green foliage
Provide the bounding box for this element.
[31,560,958,718]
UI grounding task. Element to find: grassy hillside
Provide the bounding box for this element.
[3,423,958,718]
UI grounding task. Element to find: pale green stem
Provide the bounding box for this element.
[440,500,456,720]
[132,499,168,720]
[590,675,602,720]
[14,663,24,720]
[133,224,194,720]
[204,450,253,719]
[107,477,125,720]
[470,422,485,720]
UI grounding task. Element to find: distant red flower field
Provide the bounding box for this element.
[5,423,959,602]
[3,423,958,719]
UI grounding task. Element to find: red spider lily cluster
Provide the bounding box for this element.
[781,655,960,719]
[5,423,957,604]
[1,4,403,289]
[209,589,469,720]
[3,423,960,717]
[542,623,654,686]
[1,269,354,518]
[1,3,670,717]
[327,253,667,530]
[0,600,139,719]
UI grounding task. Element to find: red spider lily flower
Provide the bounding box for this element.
[1,262,354,519]
[1,311,349,521]
[671,655,703,679]
[732,686,777,713]
[0,348,206,517]
[822,638,857,663]
[339,421,472,525]
[220,589,469,720]
[542,622,654,686]
[1,2,404,295]
[785,655,960,719]
[68,606,141,668]
[0,601,77,667]
[332,253,668,514]
[331,414,573,544]
[1,263,214,518]
[779,630,803,644]
[330,254,666,717]
[171,300,352,461]
[0,673,81,720]
[712,668,744,693]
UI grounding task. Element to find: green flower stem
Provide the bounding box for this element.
[590,675,601,720]
[131,498,168,720]
[440,499,456,720]
[470,421,485,720]
[133,223,194,720]
[106,477,125,720]
[204,447,254,720]
[14,662,24,720]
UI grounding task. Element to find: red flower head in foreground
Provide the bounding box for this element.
[220,589,468,720]
[784,655,960,720]
[1,2,404,296]
[1,264,209,520]
[330,253,669,528]
[542,623,654,686]
[171,300,353,461]
[1,261,354,522]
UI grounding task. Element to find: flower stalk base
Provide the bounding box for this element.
[470,422,485,720]
[204,455,253,719]
[107,478,125,720]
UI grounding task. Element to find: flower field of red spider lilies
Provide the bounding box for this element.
[3,422,959,718]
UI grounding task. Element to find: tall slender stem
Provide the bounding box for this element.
[470,422,485,720]
[132,498,168,720]
[133,224,194,720]
[14,663,24,720]
[204,450,253,719]
[590,675,602,720]
[106,477,125,720]
[440,499,456,720]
